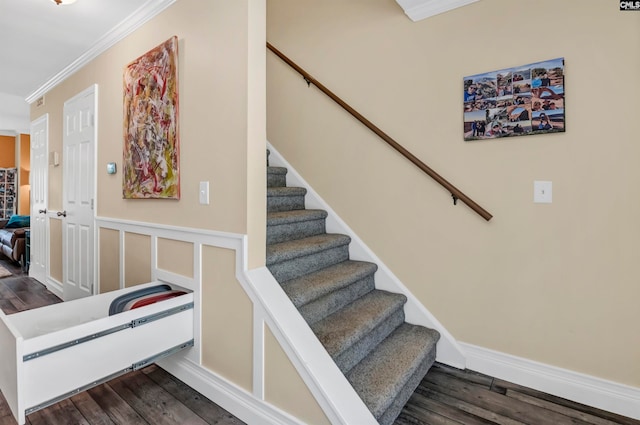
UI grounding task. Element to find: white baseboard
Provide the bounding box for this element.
[460,342,640,421]
[158,357,307,425]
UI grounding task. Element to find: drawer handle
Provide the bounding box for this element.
[39,209,47,214]
[57,211,67,217]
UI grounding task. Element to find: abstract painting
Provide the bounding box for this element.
[463,58,565,141]
[123,36,180,199]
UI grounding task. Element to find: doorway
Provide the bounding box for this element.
[29,114,48,286]
[62,85,97,301]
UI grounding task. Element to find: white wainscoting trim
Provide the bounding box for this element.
[96,217,377,425]
[460,342,640,421]
[157,358,308,425]
[267,142,467,369]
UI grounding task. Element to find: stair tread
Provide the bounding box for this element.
[346,323,440,419]
[311,290,406,358]
[263,154,441,425]
[266,233,351,265]
[267,186,306,197]
[267,166,287,175]
[267,209,328,226]
[282,260,377,307]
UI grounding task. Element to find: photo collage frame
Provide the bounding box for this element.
[463,58,565,141]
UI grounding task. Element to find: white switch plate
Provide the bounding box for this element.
[534,180,552,203]
[199,181,210,205]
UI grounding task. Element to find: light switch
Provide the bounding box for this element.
[534,181,552,204]
[199,181,210,205]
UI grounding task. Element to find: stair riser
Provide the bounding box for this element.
[264,151,440,425]
[301,274,375,326]
[267,245,349,282]
[377,349,437,425]
[267,195,305,212]
[267,173,286,188]
[335,308,405,375]
[267,219,326,245]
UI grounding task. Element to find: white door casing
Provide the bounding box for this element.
[29,115,49,287]
[62,85,97,301]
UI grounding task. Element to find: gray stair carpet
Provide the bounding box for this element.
[265,159,440,425]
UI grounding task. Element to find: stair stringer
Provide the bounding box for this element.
[267,141,467,369]
[247,267,379,425]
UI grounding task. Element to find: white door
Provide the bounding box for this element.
[29,115,49,286]
[62,85,97,301]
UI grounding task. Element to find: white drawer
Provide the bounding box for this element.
[0,281,194,425]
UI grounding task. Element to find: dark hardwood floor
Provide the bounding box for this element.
[0,256,638,425]
[397,363,639,425]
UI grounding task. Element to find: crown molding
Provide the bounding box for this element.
[396,0,480,22]
[26,0,176,104]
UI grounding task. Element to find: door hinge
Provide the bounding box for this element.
[91,199,94,210]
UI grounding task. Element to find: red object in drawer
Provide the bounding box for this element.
[124,290,188,311]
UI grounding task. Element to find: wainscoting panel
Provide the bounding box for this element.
[95,217,377,425]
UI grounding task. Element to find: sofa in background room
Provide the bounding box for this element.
[0,215,30,264]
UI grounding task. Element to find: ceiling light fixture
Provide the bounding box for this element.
[51,0,77,5]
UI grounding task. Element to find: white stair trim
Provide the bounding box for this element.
[96,216,377,425]
[245,267,378,425]
[267,142,467,369]
[461,342,640,421]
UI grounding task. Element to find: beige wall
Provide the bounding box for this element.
[27,0,327,421]
[265,326,331,425]
[29,0,262,283]
[267,0,640,387]
[202,246,253,392]
[124,232,151,287]
[32,3,246,233]
[247,0,267,268]
[99,228,119,293]
[158,238,194,278]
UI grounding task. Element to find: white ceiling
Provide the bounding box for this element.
[0,0,474,133]
[0,0,479,100]
[0,0,175,133]
[0,0,153,98]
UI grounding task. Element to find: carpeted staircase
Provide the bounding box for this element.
[266,151,441,425]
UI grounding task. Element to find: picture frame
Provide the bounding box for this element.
[122,36,180,199]
[463,58,565,141]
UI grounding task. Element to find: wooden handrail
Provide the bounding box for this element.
[267,42,493,222]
